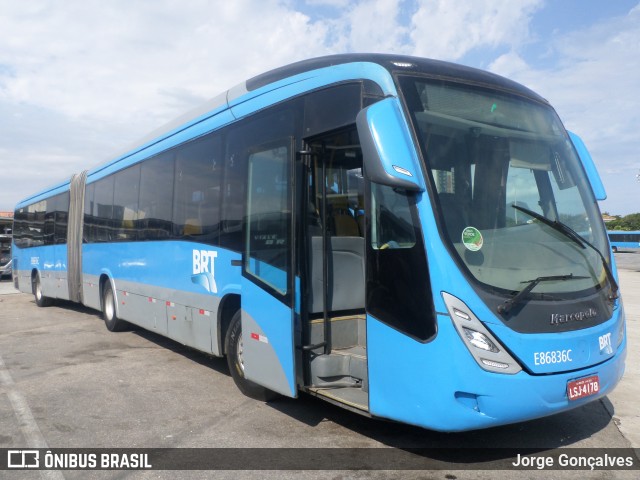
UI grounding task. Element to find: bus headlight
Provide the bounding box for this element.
[442,292,522,375]
[462,328,499,353]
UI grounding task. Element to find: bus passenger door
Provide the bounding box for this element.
[240,139,297,398]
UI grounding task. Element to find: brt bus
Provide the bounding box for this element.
[608,230,640,252]
[12,54,626,432]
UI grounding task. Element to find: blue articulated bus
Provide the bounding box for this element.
[608,231,640,252]
[12,54,626,431]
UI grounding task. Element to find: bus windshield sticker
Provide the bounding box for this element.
[462,227,483,251]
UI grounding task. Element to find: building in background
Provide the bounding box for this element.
[0,211,13,232]
[0,212,13,279]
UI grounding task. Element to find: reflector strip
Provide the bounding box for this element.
[166,301,175,307]
[250,332,268,344]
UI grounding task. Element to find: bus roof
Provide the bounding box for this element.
[15,179,70,209]
[246,53,545,101]
[16,54,548,209]
[133,54,546,150]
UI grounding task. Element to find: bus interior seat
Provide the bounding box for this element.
[328,195,360,237]
[309,236,365,314]
[333,214,360,237]
[184,219,202,235]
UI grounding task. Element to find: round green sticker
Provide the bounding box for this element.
[461,226,483,251]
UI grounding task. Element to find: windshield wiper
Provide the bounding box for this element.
[512,204,619,301]
[497,274,587,315]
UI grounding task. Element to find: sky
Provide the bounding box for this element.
[1,0,639,215]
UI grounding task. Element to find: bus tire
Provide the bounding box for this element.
[225,310,278,402]
[33,273,53,307]
[102,282,126,332]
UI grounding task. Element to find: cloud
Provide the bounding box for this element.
[303,0,351,7]
[0,0,549,131]
[409,0,543,60]
[0,0,331,208]
[489,5,640,163]
[0,0,329,126]
[1,0,637,215]
[488,4,640,213]
[487,51,531,79]
[324,0,412,53]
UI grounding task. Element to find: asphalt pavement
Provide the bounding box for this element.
[0,252,638,479]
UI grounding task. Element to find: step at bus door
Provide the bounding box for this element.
[240,138,297,398]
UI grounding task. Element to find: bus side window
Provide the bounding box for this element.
[245,141,291,295]
[370,184,416,250]
[219,152,246,252]
[113,164,141,242]
[367,183,435,341]
[55,192,69,245]
[138,153,175,241]
[173,134,222,245]
[44,196,56,246]
[84,182,95,243]
[93,176,115,242]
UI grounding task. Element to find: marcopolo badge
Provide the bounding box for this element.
[462,226,483,251]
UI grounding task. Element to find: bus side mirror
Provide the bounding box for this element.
[568,131,607,201]
[356,98,425,192]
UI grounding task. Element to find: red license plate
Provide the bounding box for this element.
[567,375,600,401]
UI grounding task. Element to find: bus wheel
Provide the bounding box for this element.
[225,310,278,402]
[102,282,126,332]
[33,273,52,307]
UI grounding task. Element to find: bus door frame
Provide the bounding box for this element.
[239,137,298,398]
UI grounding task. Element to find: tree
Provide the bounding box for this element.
[607,213,640,231]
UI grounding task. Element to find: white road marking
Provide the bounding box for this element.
[0,354,65,479]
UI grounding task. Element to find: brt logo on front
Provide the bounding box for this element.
[191,250,218,294]
[598,332,613,355]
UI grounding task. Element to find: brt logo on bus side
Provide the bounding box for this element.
[191,250,218,294]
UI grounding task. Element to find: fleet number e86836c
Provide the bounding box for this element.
[534,349,573,366]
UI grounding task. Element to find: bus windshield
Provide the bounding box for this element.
[398,76,609,297]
